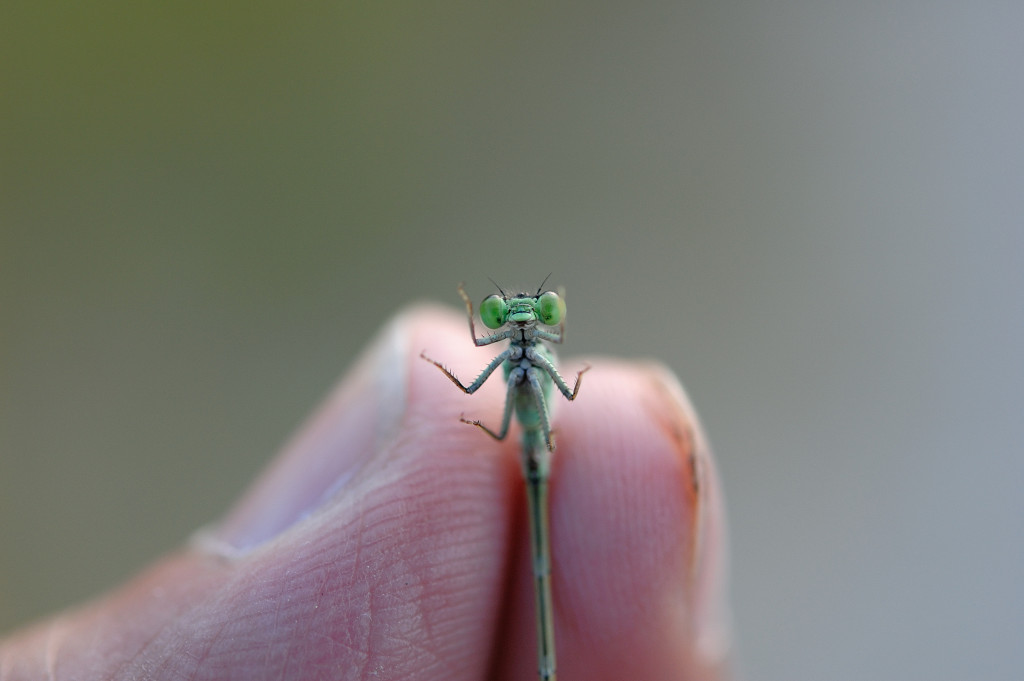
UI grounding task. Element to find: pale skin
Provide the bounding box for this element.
[0,306,731,681]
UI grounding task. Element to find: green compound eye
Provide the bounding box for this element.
[479,294,508,329]
[536,291,563,326]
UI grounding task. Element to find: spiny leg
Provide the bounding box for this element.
[533,325,565,345]
[456,283,509,347]
[461,367,522,441]
[419,349,509,394]
[526,369,556,451]
[529,351,590,401]
[562,364,589,401]
[455,282,481,345]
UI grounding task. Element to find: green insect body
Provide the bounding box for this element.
[421,282,587,681]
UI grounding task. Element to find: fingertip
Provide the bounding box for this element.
[212,302,497,553]
[543,360,732,678]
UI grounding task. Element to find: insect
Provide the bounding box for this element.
[421,279,588,681]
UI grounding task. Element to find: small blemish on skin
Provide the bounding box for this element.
[644,373,705,584]
[646,377,700,499]
[689,449,701,497]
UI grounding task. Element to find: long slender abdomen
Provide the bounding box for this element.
[522,432,557,680]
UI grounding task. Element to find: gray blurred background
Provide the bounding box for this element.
[2,2,1021,679]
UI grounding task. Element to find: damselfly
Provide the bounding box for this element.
[421,280,588,681]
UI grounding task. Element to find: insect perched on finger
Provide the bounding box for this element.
[421,278,588,681]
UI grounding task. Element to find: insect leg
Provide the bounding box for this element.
[529,350,590,402]
[457,283,510,347]
[419,348,510,394]
[461,366,522,441]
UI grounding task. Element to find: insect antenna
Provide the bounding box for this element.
[536,273,553,296]
[487,276,508,298]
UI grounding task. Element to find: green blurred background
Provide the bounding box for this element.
[2,2,1022,679]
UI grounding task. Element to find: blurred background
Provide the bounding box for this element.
[2,2,1022,679]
